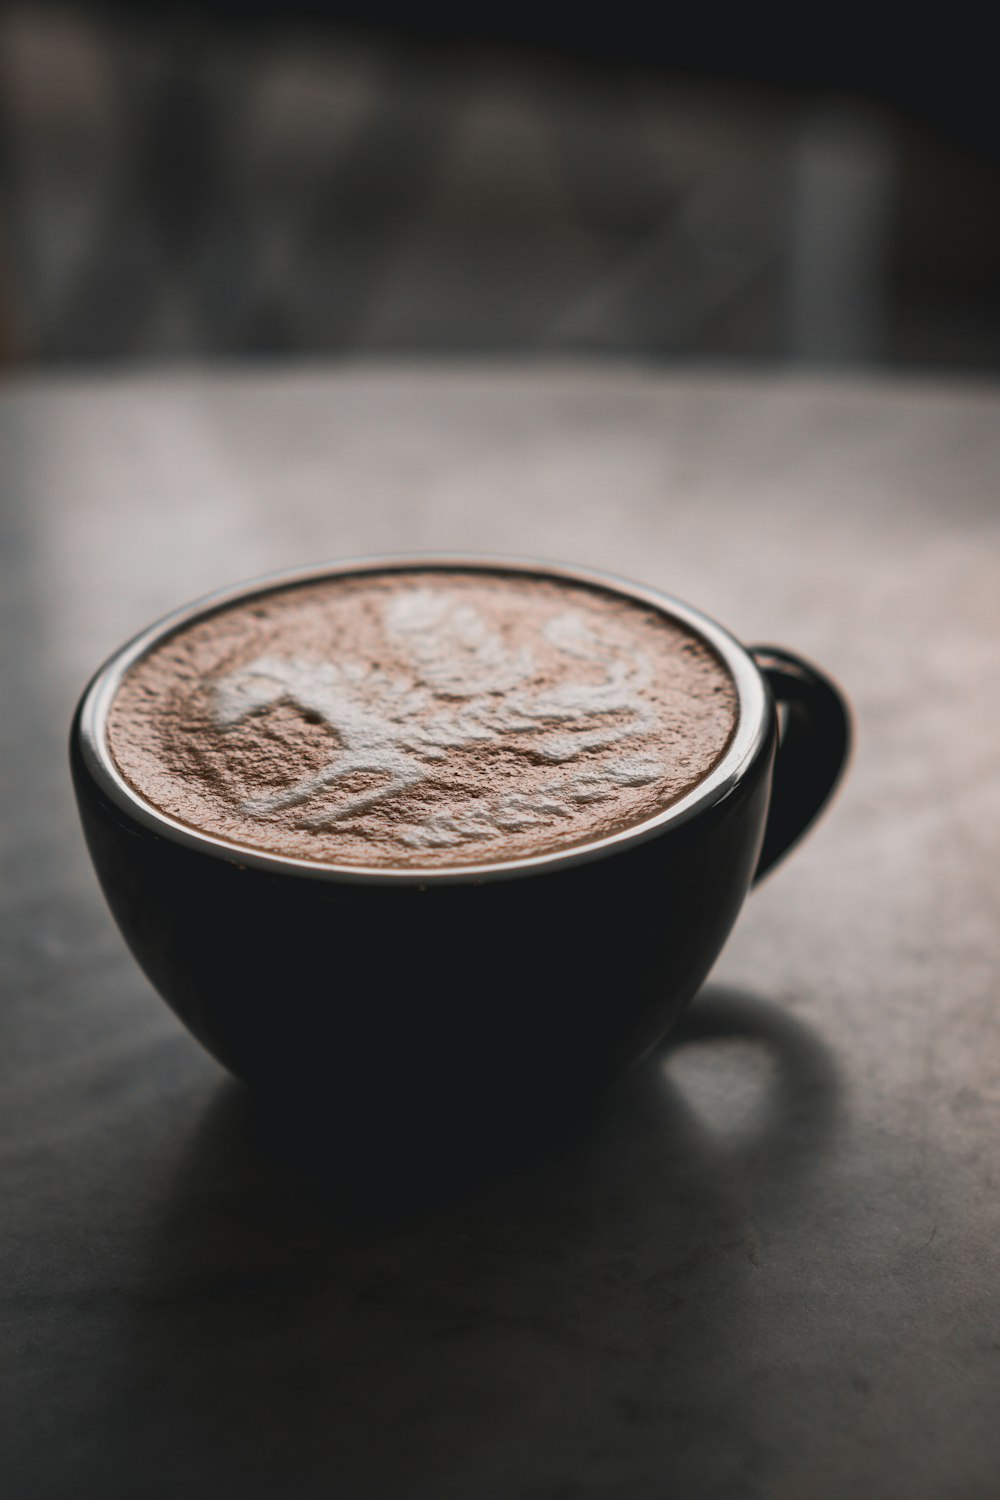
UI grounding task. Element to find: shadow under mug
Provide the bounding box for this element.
[70,557,850,1132]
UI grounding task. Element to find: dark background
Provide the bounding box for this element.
[1,2,998,371]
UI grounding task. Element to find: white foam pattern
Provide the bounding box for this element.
[212,589,667,848]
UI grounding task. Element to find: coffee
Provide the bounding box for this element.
[107,569,737,868]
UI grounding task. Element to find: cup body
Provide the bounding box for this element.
[71,558,779,1124]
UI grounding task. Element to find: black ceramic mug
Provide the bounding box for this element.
[71,558,850,1132]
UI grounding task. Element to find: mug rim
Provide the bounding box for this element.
[74,554,771,886]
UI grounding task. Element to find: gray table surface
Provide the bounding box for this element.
[2,362,999,1500]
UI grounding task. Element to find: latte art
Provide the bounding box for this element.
[212,593,666,850]
[107,569,737,867]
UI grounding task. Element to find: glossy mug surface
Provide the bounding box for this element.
[71,557,850,1127]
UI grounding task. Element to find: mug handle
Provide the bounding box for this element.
[749,646,851,883]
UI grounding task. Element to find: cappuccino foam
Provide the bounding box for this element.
[107,569,737,868]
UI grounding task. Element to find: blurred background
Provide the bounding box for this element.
[1,2,998,373]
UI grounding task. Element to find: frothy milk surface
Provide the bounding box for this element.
[107,570,738,868]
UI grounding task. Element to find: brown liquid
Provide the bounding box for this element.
[107,569,738,868]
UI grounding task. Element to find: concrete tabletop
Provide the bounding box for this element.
[2,362,998,1499]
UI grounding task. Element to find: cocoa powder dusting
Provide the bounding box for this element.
[107,570,738,867]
